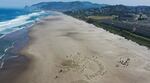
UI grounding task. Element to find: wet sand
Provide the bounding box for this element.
[13,13,150,83]
[0,28,30,83]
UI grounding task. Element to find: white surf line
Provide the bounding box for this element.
[0,59,4,69]
[0,42,15,69]
[4,42,15,53]
[6,54,19,61]
[0,17,43,39]
[0,54,5,60]
[0,54,5,69]
[0,34,5,39]
[0,11,50,39]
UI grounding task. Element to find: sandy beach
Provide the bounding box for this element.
[13,13,150,83]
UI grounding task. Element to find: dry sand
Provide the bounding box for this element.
[14,13,150,83]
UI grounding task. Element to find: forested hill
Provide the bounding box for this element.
[98,5,150,16]
[28,1,150,16]
[28,1,106,11]
[65,5,150,16]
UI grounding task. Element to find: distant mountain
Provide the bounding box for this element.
[29,1,107,11]
[29,2,150,16]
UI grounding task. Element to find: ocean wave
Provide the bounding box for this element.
[0,11,49,37]
[0,10,51,69]
[0,42,15,69]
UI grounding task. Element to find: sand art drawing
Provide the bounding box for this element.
[57,52,106,80]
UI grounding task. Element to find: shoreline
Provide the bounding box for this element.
[15,14,150,83]
[0,11,61,83]
[0,13,150,83]
[0,28,31,83]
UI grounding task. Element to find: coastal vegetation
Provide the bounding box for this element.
[64,5,150,48]
[28,1,150,47]
[1,1,150,83]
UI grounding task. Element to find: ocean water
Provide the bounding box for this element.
[0,8,51,69]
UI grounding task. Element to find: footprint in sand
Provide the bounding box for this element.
[116,57,131,67]
[58,54,106,80]
[144,63,150,71]
[57,59,79,73]
[71,80,88,83]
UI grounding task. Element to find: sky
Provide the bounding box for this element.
[0,0,150,8]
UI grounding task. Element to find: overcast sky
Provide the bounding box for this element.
[0,0,150,8]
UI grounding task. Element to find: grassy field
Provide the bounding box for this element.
[85,15,150,48]
[66,13,150,48]
[94,22,150,48]
[87,16,113,20]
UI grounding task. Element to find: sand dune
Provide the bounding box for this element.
[15,13,150,83]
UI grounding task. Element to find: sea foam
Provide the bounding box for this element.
[0,11,49,36]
